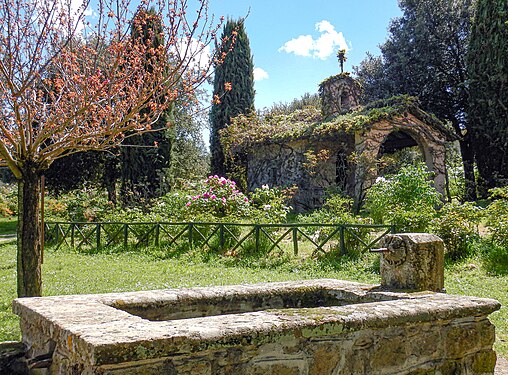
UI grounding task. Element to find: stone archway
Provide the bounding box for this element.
[377,130,426,175]
[354,115,448,208]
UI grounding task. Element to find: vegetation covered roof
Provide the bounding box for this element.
[221,95,456,152]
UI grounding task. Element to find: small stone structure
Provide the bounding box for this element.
[319,74,362,117]
[224,77,456,211]
[379,233,444,292]
[13,234,501,374]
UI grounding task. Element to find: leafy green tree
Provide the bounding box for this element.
[264,92,321,116]
[210,18,255,181]
[169,90,210,187]
[355,0,477,200]
[468,0,508,196]
[352,53,391,104]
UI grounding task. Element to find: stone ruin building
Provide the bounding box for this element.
[224,70,456,212]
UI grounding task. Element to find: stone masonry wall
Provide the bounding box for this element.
[13,279,500,375]
[91,316,496,375]
[247,140,354,211]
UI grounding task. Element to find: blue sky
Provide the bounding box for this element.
[208,0,402,109]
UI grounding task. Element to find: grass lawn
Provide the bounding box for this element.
[0,217,16,236]
[0,235,506,358]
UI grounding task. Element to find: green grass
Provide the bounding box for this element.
[0,240,506,358]
[0,217,16,236]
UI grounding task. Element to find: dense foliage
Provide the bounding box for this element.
[430,201,483,260]
[210,19,255,180]
[222,95,449,153]
[354,0,477,200]
[364,164,442,232]
[467,0,508,196]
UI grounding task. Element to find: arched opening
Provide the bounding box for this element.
[378,130,426,176]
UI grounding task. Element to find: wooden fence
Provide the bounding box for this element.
[44,222,395,257]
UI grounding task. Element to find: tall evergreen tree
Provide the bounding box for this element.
[354,0,477,200]
[210,19,255,181]
[119,9,175,204]
[468,0,508,196]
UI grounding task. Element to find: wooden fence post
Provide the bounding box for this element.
[155,223,160,246]
[124,224,128,249]
[292,227,298,256]
[255,225,260,252]
[219,224,225,249]
[188,223,193,249]
[96,223,101,250]
[339,225,346,255]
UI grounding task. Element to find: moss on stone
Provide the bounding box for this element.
[221,95,454,154]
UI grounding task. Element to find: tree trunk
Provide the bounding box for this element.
[459,136,477,202]
[17,166,42,297]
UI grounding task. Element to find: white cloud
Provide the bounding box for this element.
[175,38,211,71]
[254,67,269,81]
[278,35,314,57]
[279,20,349,60]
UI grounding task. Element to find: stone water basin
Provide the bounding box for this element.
[14,279,500,374]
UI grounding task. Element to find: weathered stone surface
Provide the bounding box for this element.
[319,75,362,117]
[380,233,445,292]
[13,279,500,374]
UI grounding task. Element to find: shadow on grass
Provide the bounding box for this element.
[0,218,17,236]
[483,247,508,276]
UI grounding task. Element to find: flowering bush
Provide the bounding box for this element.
[65,188,114,222]
[249,184,293,223]
[185,176,250,220]
[364,164,442,232]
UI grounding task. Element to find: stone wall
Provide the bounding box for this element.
[319,75,362,117]
[353,115,449,206]
[247,140,354,211]
[13,279,500,374]
[247,114,449,211]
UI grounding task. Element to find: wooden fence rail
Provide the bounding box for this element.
[44,222,395,257]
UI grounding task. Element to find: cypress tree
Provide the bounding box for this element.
[468,0,508,196]
[120,9,175,204]
[210,19,255,182]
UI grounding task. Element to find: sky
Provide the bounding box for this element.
[207,0,403,109]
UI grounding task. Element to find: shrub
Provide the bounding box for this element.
[184,176,250,221]
[483,242,508,275]
[363,164,442,232]
[150,192,191,222]
[485,187,508,248]
[297,194,373,257]
[0,183,17,217]
[248,184,293,223]
[431,201,483,260]
[64,188,114,222]
[44,196,68,221]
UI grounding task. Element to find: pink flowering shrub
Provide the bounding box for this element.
[185,176,250,219]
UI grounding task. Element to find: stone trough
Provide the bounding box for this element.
[13,234,501,374]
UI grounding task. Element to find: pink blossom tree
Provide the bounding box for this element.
[0,0,229,296]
